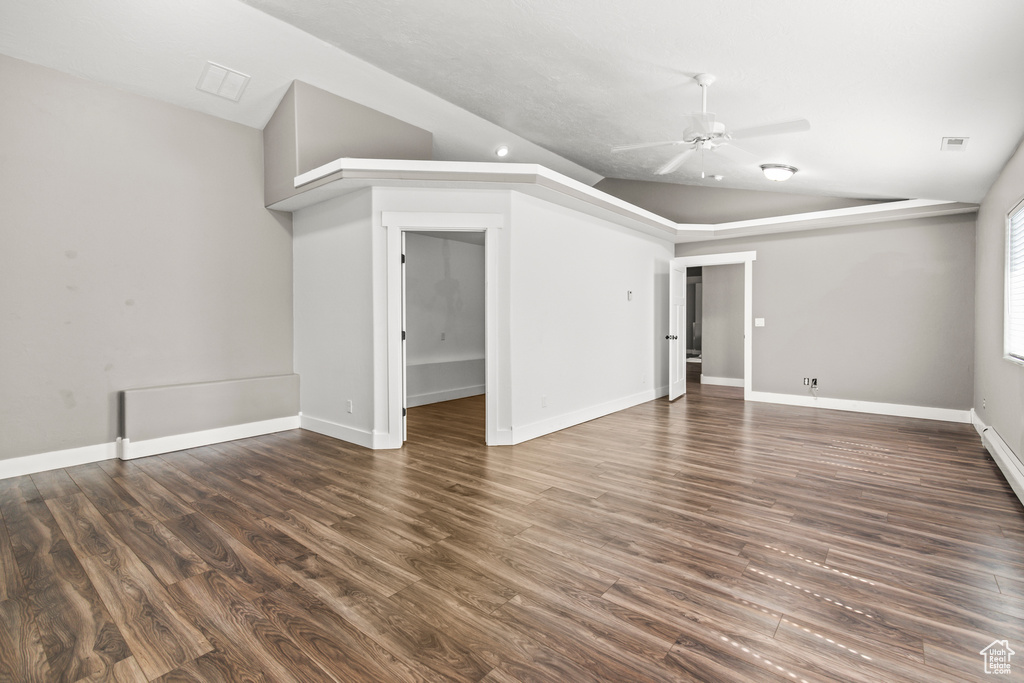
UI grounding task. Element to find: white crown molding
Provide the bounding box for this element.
[272,158,979,244]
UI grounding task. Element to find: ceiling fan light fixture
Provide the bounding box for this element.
[761,163,798,181]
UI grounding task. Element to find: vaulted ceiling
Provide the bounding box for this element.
[3,0,1023,204]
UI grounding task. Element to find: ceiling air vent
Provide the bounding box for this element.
[196,62,250,102]
[940,137,968,152]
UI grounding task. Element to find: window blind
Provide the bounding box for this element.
[1009,201,1024,361]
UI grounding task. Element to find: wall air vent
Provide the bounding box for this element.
[196,62,250,102]
[940,137,968,152]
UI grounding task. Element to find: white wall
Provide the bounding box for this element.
[372,187,513,441]
[295,186,673,448]
[702,264,744,382]
[509,192,673,440]
[292,189,375,444]
[405,232,485,406]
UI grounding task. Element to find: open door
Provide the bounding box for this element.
[668,259,688,400]
[401,232,408,441]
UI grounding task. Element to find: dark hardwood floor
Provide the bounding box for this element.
[1,385,1022,681]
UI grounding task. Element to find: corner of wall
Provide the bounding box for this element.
[263,82,298,207]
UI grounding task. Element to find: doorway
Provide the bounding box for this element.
[403,230,486,443]
[383,211,505,448]
[668,251,756,401]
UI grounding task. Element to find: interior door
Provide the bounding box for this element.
[401,232,408,441]
[668,259,687,400]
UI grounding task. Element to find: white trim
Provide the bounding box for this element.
[972,411,1024,506]
[971,408,986,434]
[671,252,756,401]
[1005,196,1024,364]
[510,389,657,444]
[677,198,976,242]
[748,391,971,423]
[407,385,486,408]
[0,441,118,480]
[277,158,978,243]
[490,428,514,446]
[701,375,744,387]
[382,211,504,230]
[121,416,300,460]
[383,212,504,448]
[300,415,389,449]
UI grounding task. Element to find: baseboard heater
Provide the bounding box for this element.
[120,374,300,460]
[981,425,1024,507]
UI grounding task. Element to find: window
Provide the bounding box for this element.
[1008,199,1024,362]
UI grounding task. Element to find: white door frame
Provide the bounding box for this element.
[671,251,756,399]
[383,211,504,447]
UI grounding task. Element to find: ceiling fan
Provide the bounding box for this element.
[612,74,810,176]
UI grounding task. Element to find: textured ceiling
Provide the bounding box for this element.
[240,0,1024,202]
[2,0,1023,203]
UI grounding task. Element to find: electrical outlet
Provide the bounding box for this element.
[983,398,987,409]
[803,378,810,386]
[346,400,353,414]
[811,378,818,388]
[441,332,446,341]
[541,395,548,409]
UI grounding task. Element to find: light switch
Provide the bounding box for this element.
[754,318,765,327]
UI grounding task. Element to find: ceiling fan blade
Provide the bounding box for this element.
[611,140,686,152]
[713,141,756,161]
[729,118,810,140]
[681,112,716,137]
[655,147,695,175]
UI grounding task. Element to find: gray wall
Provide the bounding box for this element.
[596,177,886,224]
[701,264,744,381]
[264,81,433,206]
[975,139,1024,458]
[0,54,293,460]
[677,215,976,408]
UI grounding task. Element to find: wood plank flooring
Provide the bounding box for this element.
[1,385,1022,682]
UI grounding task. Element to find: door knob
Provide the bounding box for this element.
[665,335,678,340]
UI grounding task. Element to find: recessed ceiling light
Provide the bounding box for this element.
[495,145,510,158]
[760,164,798,181]
[196,61,250,102]
[712,175,723,181]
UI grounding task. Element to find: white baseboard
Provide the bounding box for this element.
[701,375,744,388]
[489,428,514,446]
[407,384,485,408]
[748,391,971,423]
[972,411,1024,506]
[511,389,658,444]
[121,416,301,460]
[0,441,118,480]
[300,414,390,449]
